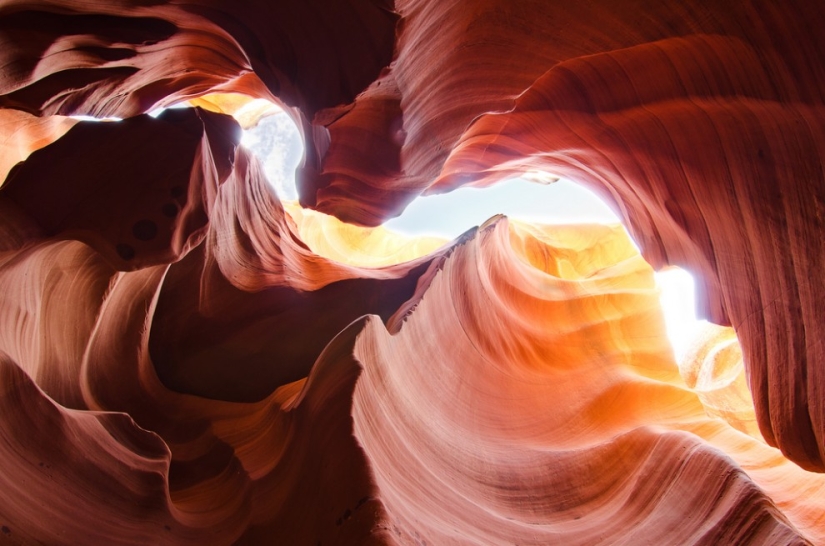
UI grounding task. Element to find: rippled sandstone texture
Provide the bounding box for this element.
[0,0,824,544]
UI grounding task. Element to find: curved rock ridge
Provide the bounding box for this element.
[0,0,823,543]
[0,0,397,118]
[0,316,390,544]
[296,1,823,221]
[300,0,825,471]
[296,71,426,225]
[0,108,453,404]
[351,219,825,544]
[679,322,762,441]
[0,108,76,185]
[0,352,181,545]
[0,108,442,542]
[283,202,448,268]
[1,106,240,270]
[148,147,452,401]
[434,33,825,469]
[0,183,822,543]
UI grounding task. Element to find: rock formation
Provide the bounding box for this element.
[0,0,823,544]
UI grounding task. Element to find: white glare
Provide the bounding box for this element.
[69,115,122,122]
[236,109,702,362]
[239,107,303,201]
[655,268,706,362]
[149,103,190,117]
[384,178,620,239]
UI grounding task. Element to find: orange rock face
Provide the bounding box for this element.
[0,1,824,544]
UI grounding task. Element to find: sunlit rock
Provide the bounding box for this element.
[0,0,823,543]
[352,220,825,544]
[680,322,763,441]
[0,109,76,185]
[283,202,447,268]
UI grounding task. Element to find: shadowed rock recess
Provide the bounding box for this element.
[0,1,823,544]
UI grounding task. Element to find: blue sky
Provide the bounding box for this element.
[73,103,704,361]
[240,106,704,360]
[385,178,619,238]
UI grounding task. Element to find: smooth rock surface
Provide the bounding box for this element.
[0,1,823,544]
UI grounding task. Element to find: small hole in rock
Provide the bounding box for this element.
[116,243,136,260]
[161,203,179,218]
[132,219,158,241]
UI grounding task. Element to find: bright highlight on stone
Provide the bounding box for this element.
[0,2,823,544]
[237,108,707,362]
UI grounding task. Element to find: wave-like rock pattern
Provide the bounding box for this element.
[352,220,825,544]
[437,34,825,470]
[0,108,75,184]
[283,202,447,268]
[148,154,445,402]
[679,322,762,441]
[0,0,396,117]
[2,148,823,541]
[301,0,825,472]
[0,112,439,542]
[0,0,824,543]
[1,107,238,270]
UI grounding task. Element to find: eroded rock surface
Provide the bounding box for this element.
[0,0,823,544]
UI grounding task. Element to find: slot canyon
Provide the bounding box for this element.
[0,0,823,544]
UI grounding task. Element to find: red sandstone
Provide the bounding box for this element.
[0,1,823,544]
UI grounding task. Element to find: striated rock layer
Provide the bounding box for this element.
[0,0,824,544]
[352,220,825,544]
